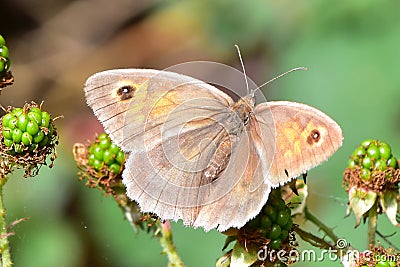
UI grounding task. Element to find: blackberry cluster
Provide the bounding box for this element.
[1,106,53,154]
[348,140,398,180]
[246,190,293,250]
[87,133,125,174]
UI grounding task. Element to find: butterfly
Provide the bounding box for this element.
[84,60,343,232]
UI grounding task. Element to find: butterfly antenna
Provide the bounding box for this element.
[251,67,308,96]
[235,45,251,97]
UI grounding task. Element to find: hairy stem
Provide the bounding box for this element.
[0,175,12,267]
[157,221,185,267]
[367,200,377,246]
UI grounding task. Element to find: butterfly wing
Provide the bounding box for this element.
[84,69,235,151]
[254,101,343,186]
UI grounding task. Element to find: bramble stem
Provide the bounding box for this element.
[0,175,12,267]
[157,221,185,267]
[293,224,333,249]
[367,200,377,246]
[304,206,339,244]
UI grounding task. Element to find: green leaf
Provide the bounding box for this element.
[216,250,232,267]
[348,186,377,227]
[379,190,400,227]
[230,241,258,267]
[222,235,237,251]
[285,181,308,216]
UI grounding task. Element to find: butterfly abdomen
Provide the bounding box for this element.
[203,136,232,182]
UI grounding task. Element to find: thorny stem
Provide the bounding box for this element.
[293,224,333,250]
[367,200,378,246]
[293,206,357,257]
[157,221,185,267]
[0,175,12,267]
[304,206,339,244]
[376,230,400,251]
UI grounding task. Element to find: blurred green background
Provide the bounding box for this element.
[1,0,400,266]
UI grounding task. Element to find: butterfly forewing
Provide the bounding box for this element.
[84,69,235,151]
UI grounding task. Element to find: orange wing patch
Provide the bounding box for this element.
[148,89,181,120]
[279,121,303,159]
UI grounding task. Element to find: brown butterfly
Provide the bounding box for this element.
[84,62,343,232]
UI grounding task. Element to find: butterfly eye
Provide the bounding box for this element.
[307,129,321,145]
[117,85,136,100]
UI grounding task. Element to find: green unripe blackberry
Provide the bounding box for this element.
[387,157,398,168]
[99,138,111,150]
[103,150,114,165]
[367,144,380,160]
[26,120,39,136]
[0,102,58,177]
[0,45,8,58]
[361,140,373,148]
[87,133,126,174]
[348,140,398,175]
[2,127,12,139]
[38,135,49,147]
[362,157,372,169]
[375,260,396,267]
[98,133,108,140]
[272,198,286,212]
[262,190,294,249]
[33,131,45,144]
[1,105,54,154]
[268,224,282,240]
[2,113,14,127]
[109,163,121,174]
[17,113,29,131]
[276,209,290,227]
[21,132,32,145]
[41,112,51,128]
[242,188,294,251]
[360,168,371,181]
[116,151,125,164]
[12,128,22,143]
[260,215,272,229]
[263,205,277,221]
[0,35,5,46]
[282,218,293,231]
[88,153,96,166]
[269,239,282,250]
[109,144,120,155]
[28,110,41,124]
[279,229,289,241]
[374,159,387,171]
[93,146,103,161]
[347,159,356,168]
[93,159,103,171]
[12,108,23,116]
[3,138,13,147]
[0,34,11,74]
[378,143,392,160]
[352,146,365,160]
